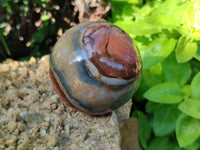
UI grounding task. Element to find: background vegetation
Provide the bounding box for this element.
[108,0,200,149]
[0,0,77,61]
[1,0,200,149]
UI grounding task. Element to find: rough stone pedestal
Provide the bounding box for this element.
[0,55,132,150]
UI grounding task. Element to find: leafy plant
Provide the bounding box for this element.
[0,0,74,61]
[109,0,200,149]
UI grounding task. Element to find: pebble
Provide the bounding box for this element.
[17,122,25,132]
[0,64,10,72]
[45,117,54,122]
[47,133,58,147]
[70,143,80,150]
[55,104,65,114]
[51,103,57,110]
[0,138,4,145]
[17,142,30,150]
[0,99,2,112]
[41,130,47,136]
[17,134,30,150]
[8,110,21,122]
[6,135,18,145]
[41,121,50,129]
[29,57,36,64]
[7,121,17,133]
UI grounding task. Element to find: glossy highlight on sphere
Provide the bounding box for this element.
[49,21,142,115]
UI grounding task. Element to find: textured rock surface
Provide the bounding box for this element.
[0,55,132,150]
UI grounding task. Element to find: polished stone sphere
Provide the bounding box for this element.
[49,21,142,115]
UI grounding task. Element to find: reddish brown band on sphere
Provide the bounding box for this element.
[82,24,139,80]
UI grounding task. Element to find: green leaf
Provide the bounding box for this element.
[142,63,164,88]
[132,111,151,149]
[175,36,198,63]
[178,1,200,40]
[179,99,200,119]
[121,4,135,20]
[162,52,191,86]
[126,0,143,5]
[191,72,200,99]
[144,15,177,29]
[114,20,161,38]
[172,2,191,24]
[145,101,160,114]
[150,0,185,15]
[181,85,191,99]
[194,44,200,61]
[32,23,56,43]
[176,114,200,147]
[108,0,127,22]
[0,22,8,29]
[0,0,11,6]
[135,2,155,18]
[134,36,151,46]
[142,38,177,69]
[41,14,50,21]
[148,136,181,150]
[143,82,183,104]
[153,104,180,136]
[185,137,200,150]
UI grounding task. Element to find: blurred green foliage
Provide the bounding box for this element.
[109,0,200,149]
[0,0,74,61]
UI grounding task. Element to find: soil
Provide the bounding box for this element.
[0,55,132,150]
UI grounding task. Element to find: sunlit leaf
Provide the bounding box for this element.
[114,20,161,38]
[126,0,143,5]
[178,1,200,40]
[142,38,176,69]
[175,36,198,63]
[179,99,200,119]
[176,114,200,147]
[191,72,200,99]
[42,15,50,21]
[181,85,191,99]
[121,4,135,20]
[145,15,177,29]
[143,82,183,104]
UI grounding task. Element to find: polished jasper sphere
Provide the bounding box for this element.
[49,21,142,115]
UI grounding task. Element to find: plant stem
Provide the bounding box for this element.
[0,29,11,56]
